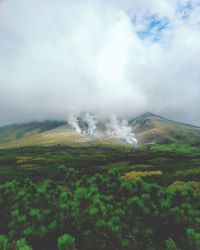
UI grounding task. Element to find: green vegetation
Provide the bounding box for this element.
[0,143,199,249]
[0,235,8,250]
[0,143,199,184]
[0,167,199,250]
[57,234,76,250]
[16,238,32,250]
[149,144,200,155]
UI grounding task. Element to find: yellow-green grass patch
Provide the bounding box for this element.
[124,170,162,180]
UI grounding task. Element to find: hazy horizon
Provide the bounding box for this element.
[0,0,200,126]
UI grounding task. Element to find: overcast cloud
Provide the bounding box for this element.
[0,0,200,126]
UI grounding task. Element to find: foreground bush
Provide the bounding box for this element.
[57,234,76,250]
[0,168,199,250]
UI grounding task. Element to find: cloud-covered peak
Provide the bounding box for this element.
[0,0,200,126]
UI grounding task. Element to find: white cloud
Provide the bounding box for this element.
[0,0,200,125]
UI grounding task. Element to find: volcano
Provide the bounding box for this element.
[0,112,200,149]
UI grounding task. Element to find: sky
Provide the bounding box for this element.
[0,0,200,126]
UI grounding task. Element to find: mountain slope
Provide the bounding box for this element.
[0,121,88,149]
[0,113,200,149]
[131,112,200,145]
[0,121,67,143]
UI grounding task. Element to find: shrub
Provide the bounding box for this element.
[0,235,8,250]
[57,234,76,250]
[16,238,32,250]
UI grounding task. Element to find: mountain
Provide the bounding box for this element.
[0,120,86,149]
[0,113,200,149]
[131,112,200,145]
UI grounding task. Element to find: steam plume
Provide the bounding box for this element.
[83,113,97,136]
[106,115,137,145]
[66,113,137,145]
[67,113,81,133]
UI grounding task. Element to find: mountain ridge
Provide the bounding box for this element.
[0,113,200,149]
[134,112,200,129]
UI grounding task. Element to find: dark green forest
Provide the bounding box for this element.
[0,144,199,249]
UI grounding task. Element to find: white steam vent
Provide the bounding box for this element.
[83,113,97,136]
[68,113,81,133]
[106,115,137,145]
[67,113,137,145]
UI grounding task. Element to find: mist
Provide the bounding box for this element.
[0,0,200,126]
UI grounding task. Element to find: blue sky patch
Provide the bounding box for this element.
[137,15,169,42]
[177,1,200,19]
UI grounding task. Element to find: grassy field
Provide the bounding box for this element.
[0,143,199,249]
[0,143,199,186]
